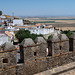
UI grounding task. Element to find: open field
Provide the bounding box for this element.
[47,23,75,27]
[25,17,75,24]
[30,20,75,24]
[25,19,75,24]
[55,20,75,24]
[55,27,75,31]
[24,17,75,31]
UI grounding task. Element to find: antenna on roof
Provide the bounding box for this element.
[12,12,14,17]
[12,12,14,20]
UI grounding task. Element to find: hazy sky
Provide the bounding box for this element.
[0,0,75,16]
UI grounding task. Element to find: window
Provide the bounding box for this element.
[3,59,8,63]
[34,52,37,56]
[37,26,39,28]
[60,45,62,50]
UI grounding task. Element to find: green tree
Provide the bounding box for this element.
[61,30,72,37]
[15,29,43,43]
[0,11,2,15]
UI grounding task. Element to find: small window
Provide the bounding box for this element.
[37,26,39,28]
[60,46,62,50]
[34,52,37,56]
[3,59,8,63]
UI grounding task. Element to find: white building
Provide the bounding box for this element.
[26,24,54,35]
[0,15,6,23]
[13,19,23,26]
[5,26,14,29]
[27,27,54,35]
[5,26,15,31]
[14,24,55,35]
[0,34,11,45]
[0,15,6,19]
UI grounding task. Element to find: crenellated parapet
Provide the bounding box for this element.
[0,42,17,75]
[48,34,69,56]
[69,33,75,51]
[0,33,75,75]
[20,37,47,75]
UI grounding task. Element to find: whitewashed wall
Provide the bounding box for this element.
[13,19,23,26]
[27,27,54,35]
[0,34,11,45]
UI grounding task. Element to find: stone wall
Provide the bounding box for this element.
[0,33,75,75]
[69,33,75,51]
[48,35,60,56]
[0,67,16,75]
[20,37,47,75]
[16,51,75,75]
[0,42,17,75]
[16,64,24,75]
[47,52,75,69]
[19,35,75,75]
[48,34,69,56]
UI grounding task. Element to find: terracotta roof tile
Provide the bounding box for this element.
[5,31,12,37]
[14,25,36,28]
[35,24,41,26]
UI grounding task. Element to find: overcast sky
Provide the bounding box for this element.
[0,0,75,16]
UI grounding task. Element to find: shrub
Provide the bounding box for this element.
[15,29,43,43]
[61,30,72,37]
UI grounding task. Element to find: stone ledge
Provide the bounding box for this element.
[34,62,75,75]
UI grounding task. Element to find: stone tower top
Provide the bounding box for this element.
[48,35,60,42]
[69,33,75,39]
[1,42,16,51]
[35,37,46,44]
[60,34,69,41]
[21,38,35,46]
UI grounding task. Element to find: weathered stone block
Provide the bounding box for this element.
[36,58,47,73]
[20,38,35,63]
[24,61,36,75]
[0,68,16,75]
[35,37,47,57]
[60,34,69,53]
[69,33,75,51]
[48,35,60,56]
[16,64,24,75]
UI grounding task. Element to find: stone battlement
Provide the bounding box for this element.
[0,33,75,75]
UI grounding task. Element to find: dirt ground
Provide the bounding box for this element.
[55,27,75,31]
[55,20,75,24]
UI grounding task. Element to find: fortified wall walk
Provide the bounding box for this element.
[0,33,75,75]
